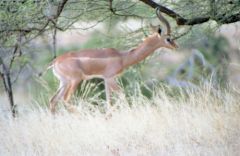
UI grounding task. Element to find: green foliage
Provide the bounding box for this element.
[0,1,48,44]
[80,32,125,49]
[196,35,230,84]
[178,23,230,85]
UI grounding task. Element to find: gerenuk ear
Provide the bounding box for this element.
[158,27,162,35]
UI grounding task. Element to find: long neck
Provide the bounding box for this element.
[122,34,161,68]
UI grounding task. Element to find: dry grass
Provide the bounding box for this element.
[0,85,240,156]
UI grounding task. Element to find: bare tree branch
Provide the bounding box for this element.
[139,0,240,25]
[0,57,16,118]
[56,0,69,18]
[52,26,57,59]
[108,0,147,18]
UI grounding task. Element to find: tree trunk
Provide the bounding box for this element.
[0,58,16,118]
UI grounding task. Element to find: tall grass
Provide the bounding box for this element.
[0,84,240,156]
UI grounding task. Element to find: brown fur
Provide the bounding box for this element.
[49,33,178,114]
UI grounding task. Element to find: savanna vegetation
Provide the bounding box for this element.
[0,0,240,155]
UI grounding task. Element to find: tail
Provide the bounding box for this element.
[37,62,54,77]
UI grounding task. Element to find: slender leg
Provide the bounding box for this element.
[104,78,121,119]
[49,82,70,114]
[104,80,111,110]
[104,78,120,110]
[108,78,120,92]
[63,80,81,113]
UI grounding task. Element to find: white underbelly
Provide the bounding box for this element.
[83,74,104,80]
